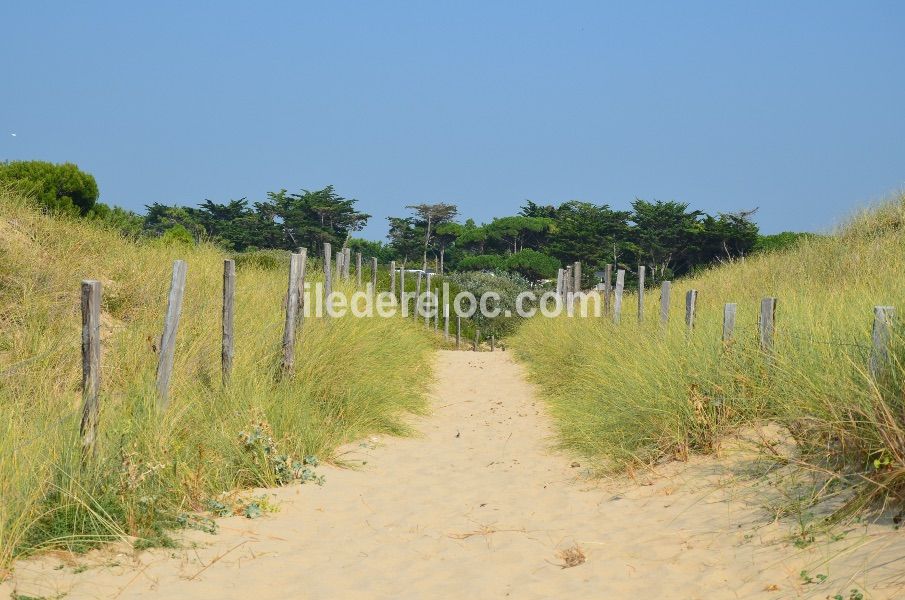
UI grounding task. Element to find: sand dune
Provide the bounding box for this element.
[3,350,904,599]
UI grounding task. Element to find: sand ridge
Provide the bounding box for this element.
[3,350,904,599]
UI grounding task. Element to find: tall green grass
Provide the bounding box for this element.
[513,191,905,511]
[0,189,433,566]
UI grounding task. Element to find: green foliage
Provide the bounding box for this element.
[504,249,559,282]
[445,270,532,338]
[159,223,195,246]
[0,160,99,215]
[458,254,506,271]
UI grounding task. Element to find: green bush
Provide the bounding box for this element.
[0,160,99,215]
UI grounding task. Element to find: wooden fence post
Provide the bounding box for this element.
[573,261,581,292]
[870,306,896,379]
[722,303,737,344]
[335,250,343,283]
[323,243,333,319]
[759,297,776,352]
[434,287,440,332]
[425,273,433,326]
[371,257,378,295]
[604,264,612,315]
[490,335,495,352]
[295,247,308,326]
[456,316,462,349]
[343,247,351,280]
[659,281,671,326]
[556,268,564,298]
[565,266,573,295]
[474,328,480,351]
[356,252,362,287]
[390,260,397,299]
[222,260,235,386]
[415,271,422,319]
[80,280,102,457]
[613,269,625,324]
[638,265,646,323]
[685,289,698,335]
[156,260,187,410]
[399,264,405,308]
[281,253,302,373]
[444,303,450,341]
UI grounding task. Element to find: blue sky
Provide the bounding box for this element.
[2,1,903,240]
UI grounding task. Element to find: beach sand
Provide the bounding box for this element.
[3,350,903,599]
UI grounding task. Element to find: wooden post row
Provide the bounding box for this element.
[222,260,236,386]
[356,251,362,287]
[390,260,397,298]
[156,260,187,410]
[343,247,351,280]
[722,303,736,344]
[613,269,625,324]
[870,306,896,379]
[80,280,102,457]
[659,281,671,326]
[281,253,302,373]
[323,243,332,319]
[685,289,697,334]
[637,265,645,323]
[295,248,308,326]
[759,297,776,352]
[604,264,612,316]
[371,257,378,294]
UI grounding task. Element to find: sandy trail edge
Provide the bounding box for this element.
[3,350,904,599]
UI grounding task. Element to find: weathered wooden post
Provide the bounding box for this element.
[685,289,698,335]
[490,335,495,352]
[573,261,581,292]
[604,264,613,315]
[335,250,343,283]
[80,280,101,457]
[637,265,646,323]
[356,251,362,287]
[343,247,351,280]
[323,243,333,319]
[281,253,302,373]
[474,328,480,351]
[556,268,564,298]
[565,266,573,295]
[222,260,235,386]
[870,306,896,379]
[399,264,405,309]
[659,281,671,326]
[295,247,308,326]
[425,273,433,326]
[415,271,422,320]
[444,303,450,341]
[759,297,776,352]
[722,303,737,344]
[371,257,378,295]
[456,316,462,349]
[156,260,187,410]
[390,260,397,299]
[434,287,440,332]
[613,269,625,324]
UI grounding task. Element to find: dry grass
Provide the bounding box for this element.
[0,189,434,566]
[513,190,905,517]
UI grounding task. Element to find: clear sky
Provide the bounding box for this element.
[2,1,903,240]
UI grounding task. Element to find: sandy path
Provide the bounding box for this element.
[4,351,903,599]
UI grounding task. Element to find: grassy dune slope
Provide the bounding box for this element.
[513,192,905,511]
[0,190,433,566]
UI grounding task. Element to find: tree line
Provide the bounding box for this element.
[1,160,806,285]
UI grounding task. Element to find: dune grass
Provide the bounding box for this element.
[0,189,434,567]
[512,191,905,513]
